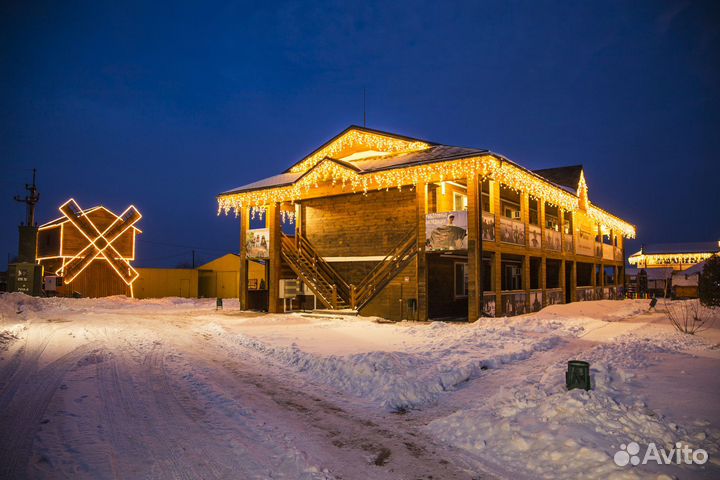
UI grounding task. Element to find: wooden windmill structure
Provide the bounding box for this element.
[36,199,142,297]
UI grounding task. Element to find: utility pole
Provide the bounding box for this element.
[14,168,40,226]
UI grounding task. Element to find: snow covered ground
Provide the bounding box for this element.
[1,293,718,479]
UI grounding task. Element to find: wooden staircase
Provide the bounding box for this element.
[281,229,418,312]
[350,228,418,310]
[280,234,351,309]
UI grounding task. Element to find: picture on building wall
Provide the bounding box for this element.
[528,225,542,248]
[246,228,269,258]
[499,217,526,245]
[481,212,495,242]
[426,211,468,251]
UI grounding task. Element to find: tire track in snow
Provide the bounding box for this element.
[0,341,100,479]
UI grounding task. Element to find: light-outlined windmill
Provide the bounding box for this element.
[36,199,142,297]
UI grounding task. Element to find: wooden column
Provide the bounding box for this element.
[523,254,531,310]
[267,203,282,313]
[571,260,577,302]
[541,256,547,305]
[492,180,502,315]
[560,258,566,303]
[239,206,249,310]
[467,175,481,321]
[416,183,429,321]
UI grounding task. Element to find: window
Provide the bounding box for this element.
[454,262,468,298]
[453,193,468,211]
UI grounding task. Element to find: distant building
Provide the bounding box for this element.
[628,242,720,271]
[671,259,710,299]
[627,242,719,298]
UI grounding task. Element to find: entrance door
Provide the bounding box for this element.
[428,253,469,321]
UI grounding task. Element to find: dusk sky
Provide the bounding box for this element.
[1,1,718,269]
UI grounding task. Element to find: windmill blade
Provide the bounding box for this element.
[101,244,140,284]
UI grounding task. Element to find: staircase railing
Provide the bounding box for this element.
[351,228,418,310]
[280,233,350,309]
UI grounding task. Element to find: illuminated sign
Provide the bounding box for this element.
[55,199,142,286]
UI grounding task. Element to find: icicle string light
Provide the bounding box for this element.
[219,154,636,238]
[289,129,430,173]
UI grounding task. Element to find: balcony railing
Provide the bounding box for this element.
[499,217,526,245]
[545,229,561,251]
[501,291,529,316]
[481,291,496,317]
[545,288,563,306]
[563,233,574,253]
[595,242,603,258]
[481,212,496,242]
[576,286,595,302]
[576,234,594,256]
[529,290,543,312]
[614,246,623,262]
[528,225,541,249]
[602,243,614,260]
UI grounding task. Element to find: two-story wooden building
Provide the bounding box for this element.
[218,126,635,321]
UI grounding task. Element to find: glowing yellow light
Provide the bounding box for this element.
[628,252,715,267]
[51,199,142,286]
[289,128,430,173]
[218,149,636,239]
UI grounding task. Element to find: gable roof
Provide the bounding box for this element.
[283,125,439,174]
[532,165,584,191]
[220,139,487,196]
[39,205,143,233]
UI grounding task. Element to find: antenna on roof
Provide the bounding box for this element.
[363,87,366,127]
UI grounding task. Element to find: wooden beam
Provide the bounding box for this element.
[239,207,249,310]
[268,202,282,313]
[467,174,481,322]
[416,183,428,322]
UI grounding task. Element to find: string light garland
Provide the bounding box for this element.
[218,137,636,238]
[628,252,715,267]
[289,129,430,173]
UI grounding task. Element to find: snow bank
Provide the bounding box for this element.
[203,319,567,412]
[427,328,720,479]
[0,292,237,316]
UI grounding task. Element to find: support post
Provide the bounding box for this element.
[560,258,566,304]
[239,206,249,310]
[541,255,547,305]
[492,180,502,315]
[416,183,429,321]
[268,203,282,313]
[467,174,481,321]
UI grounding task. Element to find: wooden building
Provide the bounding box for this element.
[218,126,635,321]
[628,242,719,271]
[36,199,141,298]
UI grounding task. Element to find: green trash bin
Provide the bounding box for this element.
[566,360,591,391]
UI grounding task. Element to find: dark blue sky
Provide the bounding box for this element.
[1,1,718,269]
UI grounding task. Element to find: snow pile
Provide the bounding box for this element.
[203,320,566,412]
[0,292,236,316]
[427,328,720,479]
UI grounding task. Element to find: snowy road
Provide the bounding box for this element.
[0,298,482,479]
[1,294,719,479]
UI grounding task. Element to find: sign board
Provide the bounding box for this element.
[246,228,269,259]
[425,211,468,251]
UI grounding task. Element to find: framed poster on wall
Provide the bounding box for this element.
[425,211,468,251]
[246,228,270,258]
